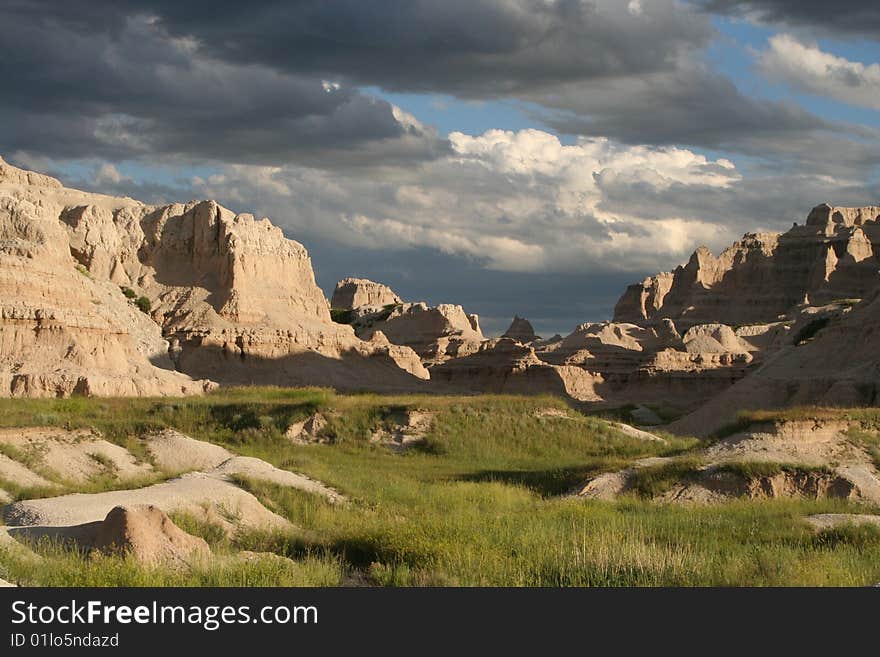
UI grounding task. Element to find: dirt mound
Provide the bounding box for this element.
[682,324,751,354]
[146,429,232,472]
[576,457,673,500]
[210,456,343,503]
[662,467,858,503]
[805,513,880,531]
[285,412,331,444]
[611,423,666,443]
[0,453,55,489]
[577,419,880,504]
[2,471,290,535]
[91,505,210,566]
[370,409,435,452]
[702,420,858,466]
[0,428,151,484]
[533,407,572,420]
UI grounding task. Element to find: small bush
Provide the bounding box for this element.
[134,296,152,314]
[120,286,137,299]
[330,308,354,324]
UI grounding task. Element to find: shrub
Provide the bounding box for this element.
[330,308,354,324]
[120,286,137,299]
[134,296,152,314]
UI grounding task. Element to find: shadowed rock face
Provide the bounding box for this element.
[502,316,538,343]
[614,203,880,327]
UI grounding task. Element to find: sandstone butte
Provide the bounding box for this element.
[0,155,427,398]
[3,154,880,436]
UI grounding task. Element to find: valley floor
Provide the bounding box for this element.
[0,389,878,586]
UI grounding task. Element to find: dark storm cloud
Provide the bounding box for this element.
[697,1,880,38]
[0,4,445,166]
[536,65,831,149]
[305,244,641,337]
[71,0,713,95]
[2,0,872,168]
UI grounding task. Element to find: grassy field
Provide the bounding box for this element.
[1,389,879,586]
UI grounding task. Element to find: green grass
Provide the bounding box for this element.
[0,539,344,587]
[626,457,705,498]
[713,461,835,479]
[846,427,880,470]
[1,391,879,586]
[0,476,59,502]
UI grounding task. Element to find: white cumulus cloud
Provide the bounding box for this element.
[194,128,745,274]
[759,34,880,111]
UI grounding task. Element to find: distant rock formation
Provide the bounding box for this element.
[502,316,539,343]
[357,302,485,365]
[614,203,880,327]
[670,291,880,436]
[329,277,485,366]
[331,277,402,311]
[6,152,879,425]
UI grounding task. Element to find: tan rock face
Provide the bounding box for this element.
[331,277,402,310]
[670,290,880,437]
[614,204,880,327]
[0,155,428,395]
[0,159,213,397]
[91,505,211,566]
[357,302,485,364]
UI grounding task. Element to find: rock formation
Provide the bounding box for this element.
[502,316,539,343]
[91,505,211,566]
[0,155,428,396]
[0,156,213,397]
[577,418,880,504]
[329,276,485,366]
[670,291,880,436]
[5,152,879,427]
[331,277,402,310]
[356,302,485,364]
[614,204,880,327]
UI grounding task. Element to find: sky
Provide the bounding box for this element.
[2,1,878,337]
